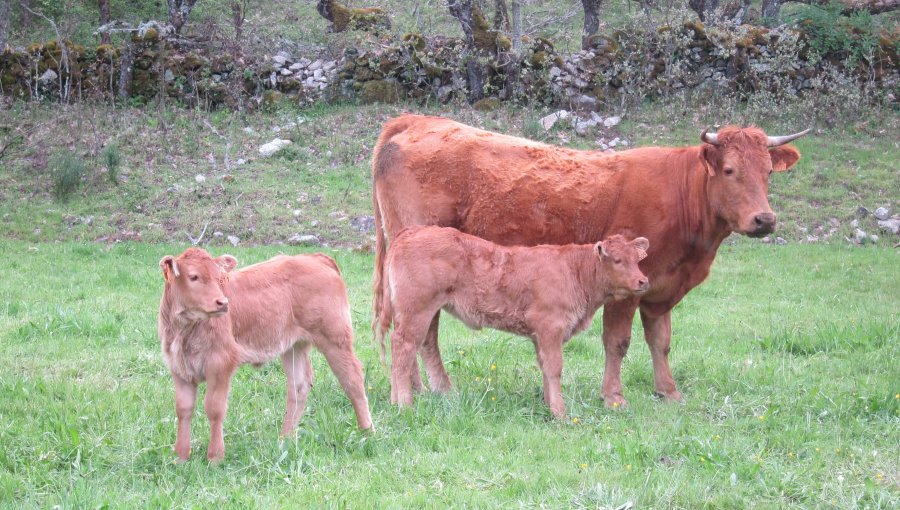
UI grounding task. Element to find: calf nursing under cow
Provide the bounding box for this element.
[158,247,372,462]
[377,226,650,418]
[373,115,808,408]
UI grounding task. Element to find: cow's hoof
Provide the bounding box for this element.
[602,395,628,410]
[656,390,684,403]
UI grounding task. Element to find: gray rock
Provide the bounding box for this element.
[549,66,562,78]
[874,207,889,221]
[81,216,93,226]
[323,61,336,71]
[288,234,319,245]
[313,69,323,80]
[308,59,323,72]
[572,94,598,112]
[775,236,787,245]
[854,228,867,244]
[869,234,879,243]
[857,206,870,217]
[350,215,375,233]
[213,231,224,237]
[574,118,598,136]
[164,69,175,82]
[38,69,58,83]
[259,138,292,157]
[828,217,840,228]
[289,62,304,71]
[603,116,622,128]
[877,218,900,234]
[540,110,569,131]
[761,236,772,243]
[850,219,859,228]
[272,55,288,66]
[227,235,240,246]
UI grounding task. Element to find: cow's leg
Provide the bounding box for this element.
[419,311,453,393]
[640,309,682,403]
[533,331,566,418]
[318,333,374,430]
[390,315,430,407]
[601,299,639,409]
[280,342,314,437]
[203,367,234,462]
[172,373,197,462]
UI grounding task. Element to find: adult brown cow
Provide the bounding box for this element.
[371,114,808,408]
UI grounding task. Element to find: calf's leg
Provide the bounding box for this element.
[280,343,314,437]
[204,367,234,462]
[640,309,682,403]
[390,315,430,407]
[601,299,638,409]
[419,311,452,393]
[534,331,566,418]
[172,373,197,462]
[318,332,373,430]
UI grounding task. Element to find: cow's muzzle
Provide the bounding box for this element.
[746,212,776,237]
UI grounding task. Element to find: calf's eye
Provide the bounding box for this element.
[724,168,734,176]
[189,275,199,282]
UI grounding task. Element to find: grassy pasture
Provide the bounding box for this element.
[0,240,897,508]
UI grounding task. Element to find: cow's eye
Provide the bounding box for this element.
[723,167,734,176]
[189,274,199,282]
[614,258,622,264]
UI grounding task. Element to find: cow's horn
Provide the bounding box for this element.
[700,128,719,146]
[767,128,811,147]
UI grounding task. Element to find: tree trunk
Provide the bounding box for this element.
[510,0,522,54]
[761,0,782,17]
[167,0,198,33]
[493,0,509,31]
[231,1,244,41]
[117,41,133,100]
[98,0,110,44]
[19,0,31,30]
[581,0,602,50]
[448,0,485,102]
[0,0,9,50]
[688,0,720,22]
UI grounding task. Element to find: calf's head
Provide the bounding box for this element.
[596,235,650,298]
[160,247,238,320]
[700,126,808,237]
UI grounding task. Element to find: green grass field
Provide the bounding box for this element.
[1,240,897,508]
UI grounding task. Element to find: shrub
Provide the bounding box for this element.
[51,150,87,202]
[792,2,881,66]
[102,142,122,185]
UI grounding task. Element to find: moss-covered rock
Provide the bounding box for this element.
[473,97,500,111]
[360,79,400,104]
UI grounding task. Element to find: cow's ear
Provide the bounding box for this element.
[596,241,610,259]
[770,145,801,172]
[160,255,179,280]
[632,237,649,260]
[699,145,716,176]
[216,255,238,273]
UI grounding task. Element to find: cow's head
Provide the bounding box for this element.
[160,247,238,320]
[596,235,650,298]
[700,126,808,237]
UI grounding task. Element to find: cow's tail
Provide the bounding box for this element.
[372,186,392,369]
[373,254,392,370]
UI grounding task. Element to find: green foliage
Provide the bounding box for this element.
[793,2,881,65]
[102,142,121,185]
[50,150,87,202]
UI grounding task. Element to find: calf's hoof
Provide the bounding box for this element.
[602,394,628,410]
[207,452,225,464]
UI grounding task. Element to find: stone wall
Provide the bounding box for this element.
[1,21,896,109]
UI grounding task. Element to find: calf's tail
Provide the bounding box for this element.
[373,261,393,369]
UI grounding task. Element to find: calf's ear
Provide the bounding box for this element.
[769,145,801,172]
[216,255,238,273]
[596,241,610,258]
[632,237,650,260]
[160,255,179,280]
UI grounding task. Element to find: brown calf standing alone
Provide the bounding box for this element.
[376,226,649,418]
[158,248,373,462]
